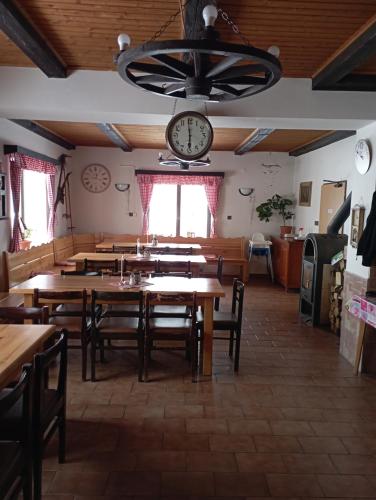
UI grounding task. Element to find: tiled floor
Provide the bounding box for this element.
[43,277,376,499]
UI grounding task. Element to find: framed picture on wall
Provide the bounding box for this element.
[299,181,312,207]
[351,205,365,248]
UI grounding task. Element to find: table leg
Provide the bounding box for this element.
[354,320,366,375]
[202,296,214,376]
[23,294,33,307]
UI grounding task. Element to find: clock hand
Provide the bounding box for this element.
[188,123,192,149]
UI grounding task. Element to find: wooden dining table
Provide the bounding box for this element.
[68,252,207,277]
[0,324,55,389]
[9,275,224,376]
[96,241,202,253]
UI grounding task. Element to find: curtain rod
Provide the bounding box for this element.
[135,169,224,177]
[3,145,62,166]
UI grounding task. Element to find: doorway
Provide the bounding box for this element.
[319,181,347,233]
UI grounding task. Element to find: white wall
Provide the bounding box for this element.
[69,147,295,240]
[293,123,376,280]
[0,118,67,252]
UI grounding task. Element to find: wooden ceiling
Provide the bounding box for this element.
[0,0,375,77]
[33,120,333,154]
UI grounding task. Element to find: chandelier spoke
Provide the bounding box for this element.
[164,83,186,95]
[151,54,193,77]
[135,75,185,85]
[214,76,268,86]
[128,62,185,80]
[212,84,241,97]
[205,55,243,79]
[211,64,266,82]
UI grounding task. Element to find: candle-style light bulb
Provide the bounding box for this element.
[118,33,131,51]
[268,45,280,58]
[202,4,218,27]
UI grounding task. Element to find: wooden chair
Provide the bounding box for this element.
[144,292,198,382]
[61,269,100,276]
[0,364,33,500]
[155,259,191,275]
[33,289,91,381]
[166,247,193,255]
[0,306,49,324]
[84,258,119,274]
[214,256,224,311]
[113,244,136,253]
[32,330,68,500]
[90,290,144,382]
[197,278,245,371]
[149,273,193,318]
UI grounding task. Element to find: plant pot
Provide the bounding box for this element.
[19,240,31,250]
[280,225,293,237]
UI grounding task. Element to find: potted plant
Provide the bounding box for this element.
[20,228,32,250]
[256,194,295,236]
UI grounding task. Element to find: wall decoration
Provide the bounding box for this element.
[351,205,365,248]
[355,139,371,175]
[81,164,111,193]
[299,181,312,207]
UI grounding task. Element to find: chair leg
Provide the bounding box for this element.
[185,338,191,361]
[191,333,198,383]
[90,330,96,381]
[81,337,87,381]
[144,338,150,382]
[99,339,105,363]
[22,457,33,500]
[234,329,241,372]
[138,337,144,382]
[33,438,43,500]
[58,410,66,463]
[229,330,234,357]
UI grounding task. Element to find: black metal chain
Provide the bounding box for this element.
[148,0,195,42]
[217,6,252,47]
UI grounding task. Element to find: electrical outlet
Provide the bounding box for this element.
[129,212,134,217]
[314,220,319,226]
[227,215,232,220]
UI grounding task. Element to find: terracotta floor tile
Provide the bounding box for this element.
[270,420,314,436]
[83,404,125,419]
[341,436,376,454]
[106,471,161,496]
[266,473,323,497]
[186,451,237,472]
[280,407,325,421]
[254,435,302,453]
[330,453,376,474]
[186,418,228,434]
[282,453,336,473]
[164,432,210,451]
[209,434,256,452]
[47,471,109,495]
[310,421,359,437]
[298,436,348,454]
[236,452,287,473]
[161,471,215,496]
[214,472,269,497]
[228,419,272,435]
[135,451,186,471]
[165,405,204,418]
[143,417,186,433]
[317,474,376,497]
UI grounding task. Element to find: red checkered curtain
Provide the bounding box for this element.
[136,174,154,235]
[6,152,57,251]
[202,176,223,237]
[136,172,223,237]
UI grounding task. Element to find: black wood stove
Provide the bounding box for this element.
[299,194,351,325]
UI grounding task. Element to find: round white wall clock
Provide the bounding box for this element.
[81,164,111,193]
[355,139,371,175]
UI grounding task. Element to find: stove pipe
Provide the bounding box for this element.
[327,193,352,234]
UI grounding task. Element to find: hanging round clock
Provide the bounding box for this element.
[81,164,111,193]
[166,111,213,161]
[355,139,371,175]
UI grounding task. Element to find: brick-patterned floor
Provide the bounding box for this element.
[43,277,376,499]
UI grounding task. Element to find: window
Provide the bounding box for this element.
[149,184,210,237]
[21,169,49,245]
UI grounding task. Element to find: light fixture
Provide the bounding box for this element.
[158,153,211,170]
[115,4,282,102]
[115,183,130,192]
[238,187,254,197]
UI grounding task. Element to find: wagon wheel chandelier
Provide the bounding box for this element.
[115,2,282,102]
[158,152,211,170]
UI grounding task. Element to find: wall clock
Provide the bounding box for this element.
[355,139,371,175]
[81,164,111,193]
[166,111,213,161]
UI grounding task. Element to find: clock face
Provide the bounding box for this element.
[355,139,371,175]
[81,164,111,193]
[166,111,213,161]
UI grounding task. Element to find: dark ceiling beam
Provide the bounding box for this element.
[0,0,66,78]
[313,14,376,91]
[289,130,356,157]
[315,74,376,92]
[234,128,274,155]
[9,119,75,150]
[96,123,132,152]
[183,0,209,39]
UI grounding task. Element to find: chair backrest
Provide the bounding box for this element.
[156,260,191,274]
[61,269,100,276]
[0,364,32,443]
[150,272,192,278]
[33,289,88,326]
[113,244,136,254]
[0,306,49,324]
[214,256,224,311]
[146,291,197,325]
[84,258,119,273]
[33,331,68,426]
[91,289,144,321]
[165,247,193,255]
[251,232,266,242]
[231,279,245,328]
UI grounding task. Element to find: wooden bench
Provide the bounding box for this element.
[100,233,249,283]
